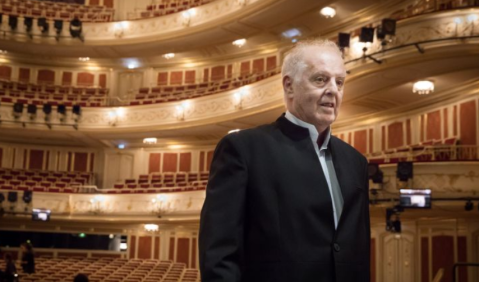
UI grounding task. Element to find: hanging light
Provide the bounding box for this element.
[144,224,159,232]
[413,81,434,95]
[232,38,246,48]
[78,57,90,62]
[163,53,175,59]
[320,7,336,18]
[143,138,157,144]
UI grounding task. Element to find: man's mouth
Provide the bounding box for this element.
[320,103,335,108]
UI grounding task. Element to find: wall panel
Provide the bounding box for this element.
[432,235,454,282]
[459,100,477,145]
[29,150,44,170]
[176,238,190,267]
[353,130,367,154]
[388,122,403,149]
[73,152,88,172]
[138,236,152,259]
[163,153,178,172]
[179,152,191,172]
[149,153,161,174]
[426,110,441,141]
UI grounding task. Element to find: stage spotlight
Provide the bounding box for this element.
[27,104,37,120]
[368,163,383,184]
[465,200,474,211]
[57,104,66,115]
[23,191,32,204]
[9,15,18,30]
[38,17,49,34]
[58,104,66,122]
[72,104,81,116]
[397,162,413,182]
[7,191,17,203]
[54,20,63,38]
[377,18,397,39]
[13,103,23,119]
[360,27,375,43]
[43,104,52,115]
[338,33,350,49]
[69,17,83,41]
[24,17,33,33]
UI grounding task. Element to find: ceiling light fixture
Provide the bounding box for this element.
[163,53,175,59]
[144,224,159,232]
[0,50,8,54]
[78,57,90,62]
[320,7,336,18]
[413,80,434,95]
[232,38,246,47]
[143,138,158,144]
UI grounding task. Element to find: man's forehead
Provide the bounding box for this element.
[301,49,346,75]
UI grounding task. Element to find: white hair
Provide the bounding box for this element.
[281,39,343,83]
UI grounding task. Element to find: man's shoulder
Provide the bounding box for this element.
[330,135,368,164]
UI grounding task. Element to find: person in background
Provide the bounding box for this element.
[3,253,17,282]
[73,273,89,282]
[20,243,35,274]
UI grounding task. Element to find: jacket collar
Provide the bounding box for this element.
[276,113,311,141]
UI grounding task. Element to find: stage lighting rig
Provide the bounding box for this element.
[386,206,403,233]
[27,104,37,120]
[465,200,474,211]
[69,17,84,41]
[38,17,49,34]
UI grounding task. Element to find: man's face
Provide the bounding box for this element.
[285,46,346,130]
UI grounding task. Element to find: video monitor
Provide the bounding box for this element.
[32,208,51,221]
[399,189,431,208]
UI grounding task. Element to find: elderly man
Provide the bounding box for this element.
[199,39,370,282]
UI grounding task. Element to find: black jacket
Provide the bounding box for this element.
[199,115,371,282]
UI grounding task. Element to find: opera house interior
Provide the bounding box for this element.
[0,0,478,281]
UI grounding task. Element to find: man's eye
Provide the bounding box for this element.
[315,76,327,83]
[336,80,345,87]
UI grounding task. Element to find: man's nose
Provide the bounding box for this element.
[325,80,339,95]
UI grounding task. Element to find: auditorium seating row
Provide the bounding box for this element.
[0,168,94,183]
[0,90,105,107]
[0,0,114,22]
[122,172,209,186]
[129,69,280,106]
[0,80,109,95]
[134,0,215,19]
[367,137,479,164]
[0,257,199,282]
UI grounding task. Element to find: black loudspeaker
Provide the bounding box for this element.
[27,104,37,114]
[7,191,17,203]
[377,19,397,39]
[24,17,33,32]
[72,104,81,115]
[368,163,383,184]
[9,15,18,30]
[338,33,350,48]
[396,161,413,181]
[0,193,5,203]
[43,104,52,115]
[38,17,49,33]
[23,191,33,204]
[54,20,63,34]
[57,104,66,114]
[13,103,24,113]
[360,27,375,43]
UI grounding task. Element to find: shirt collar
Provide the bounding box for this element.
[285,111,331,150]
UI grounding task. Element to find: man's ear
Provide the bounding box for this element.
[283,75,294,99]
